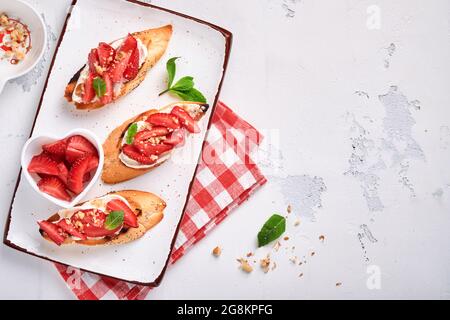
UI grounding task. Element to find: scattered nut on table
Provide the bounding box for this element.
[260,254,271,273]
[237,258,253,273]
[212,246,221,257]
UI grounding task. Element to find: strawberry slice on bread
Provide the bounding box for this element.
[64,25,172,110]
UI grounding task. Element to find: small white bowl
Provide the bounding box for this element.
[21,129,104,208]
[0,0,47,93]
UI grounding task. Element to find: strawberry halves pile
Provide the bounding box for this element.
[124,106,201,165]
[82,34,140,104]
[38,198,138,245]
[27,135,99,201]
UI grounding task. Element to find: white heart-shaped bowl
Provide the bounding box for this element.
[21,128,104,208]
[0,0,47,94]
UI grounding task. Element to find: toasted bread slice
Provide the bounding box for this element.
[64,25,173,110]
[40,190,166,246]
[102,101,209,184]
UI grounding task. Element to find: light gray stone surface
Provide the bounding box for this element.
[0,0,449,299]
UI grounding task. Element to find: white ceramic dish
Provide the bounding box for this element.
[0,0,47,94]
[4,0,231,285]
[21,128,104,208]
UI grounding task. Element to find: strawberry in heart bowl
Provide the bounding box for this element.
[21,129,103,208]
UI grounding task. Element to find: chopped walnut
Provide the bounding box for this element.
[287,205,292,213]
[0,13,30,63]
[15,50,25,61]
[212,246,221,257]
[289,256,298,264]
[273,241,281,251]
[11,29,25,42]
[237,258,253,273]
[0,14,8,26]
[260,254,271,273]
[271,262,277,271]
[94,63,106,75]
[75,211,85,219]
[74,221,84,230]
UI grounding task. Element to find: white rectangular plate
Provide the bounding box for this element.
[4,0,231,285]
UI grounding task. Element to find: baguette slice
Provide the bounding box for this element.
[102,101,209,184]
[39,190,165,246]
[64,25,172,110]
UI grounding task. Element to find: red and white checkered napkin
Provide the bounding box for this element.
[54,101,266,300]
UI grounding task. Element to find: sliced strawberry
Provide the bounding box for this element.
[97,42,115,68]
[57,219,87,240]
[65,148,85,164]
[122,144,157,165]
[57,162,69,185]
[100,73,114,104]
[38,221,66,246]
[133,127,170,145]
[163,129,185,146]
[1,45,12,52]
[37,177,72,201]
[0,32,4,43]
[88,48,99,74]
[106,199,138,228]
[106,35,136,82]
[118,34,138,54]
[107,51,131,83]
[171,106,200,133]
[37,173,51,180]
[123,46,139,81]
[42,139,67,158]
[146,113,180,130]
[28,154,60,176]
[86,155,99,173]
[83,172,91,182]
[71,209,120,238]
[65,135,97,164]
[42,150,65,163]
[136,142,173,157]
[142,143,173,157]
[67,155,94,194]
[83,72,96,103]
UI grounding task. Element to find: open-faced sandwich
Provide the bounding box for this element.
[102,101,209,184]
[37,190,165,246]
[64,25,172,110]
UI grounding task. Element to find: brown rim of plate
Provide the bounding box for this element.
[2,0,233,287]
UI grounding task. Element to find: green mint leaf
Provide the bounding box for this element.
[166,57,179,88]
[104,210,124,230]
[126,123,138,144]
[257,214,286,247]
[171,76,194,92]
[170,87,207,103]
[92,77,106,98]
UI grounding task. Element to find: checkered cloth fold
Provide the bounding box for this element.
[55,101,266,300]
